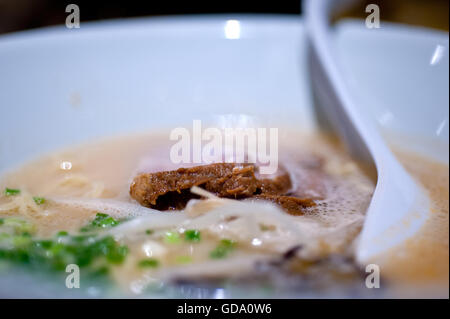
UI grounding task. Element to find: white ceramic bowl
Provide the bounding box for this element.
[0,15,448,297]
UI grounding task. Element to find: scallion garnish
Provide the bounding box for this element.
[138,258,159,268]
[56,231,68,237]
[184,229,201,242]
[91,213,119,228]
[0,217,129,274]
[176,256,192,264]
[33,196,46,205]
[80,213,120,232]
[209,239,236,259]
[4,188,20,196]
[164,231,180,244]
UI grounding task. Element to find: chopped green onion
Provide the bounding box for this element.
[80,213,120,232]
[164,231,180,244]
[138,258,159,268]
[0,219,129,274]
[0,233,11,241]
[12,235,32,247]
[210,248,227,259]
[0,218,3,226]
[56,231,68,237]
[4,188,20,196]
[209,239,236,259]
[184,229,201,242]
[32,196,46,205]
[3,218,35,235]
[145,229,154,235]
[176,256,192,264]
[219,239,235,248]
[106,244,128,264]
[259,224,275,231]
[91,213,119,228]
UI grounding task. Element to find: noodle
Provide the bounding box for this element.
[0,191,43,217]
[52,174,105,198]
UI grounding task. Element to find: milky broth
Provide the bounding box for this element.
[373,150,449,296]
[0,129,446,295]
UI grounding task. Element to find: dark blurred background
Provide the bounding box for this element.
[0,0,448,35]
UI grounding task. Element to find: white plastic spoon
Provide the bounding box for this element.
[304,0,430,264]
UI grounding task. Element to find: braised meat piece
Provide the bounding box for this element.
[130,163,315,213]
[131,164,258,209]
[254,195,316,216]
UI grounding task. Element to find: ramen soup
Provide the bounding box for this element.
[0,129,447,297]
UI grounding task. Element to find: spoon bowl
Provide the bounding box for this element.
[305,0,431,264]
